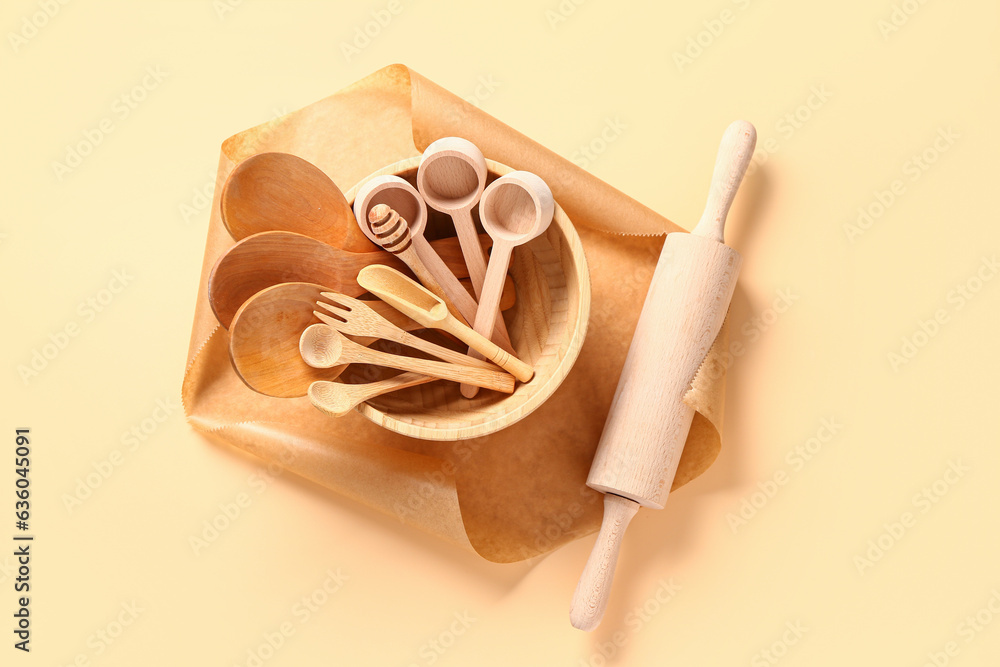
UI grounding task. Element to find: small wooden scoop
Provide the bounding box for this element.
[357,265,534,383]
[299,324,515,393]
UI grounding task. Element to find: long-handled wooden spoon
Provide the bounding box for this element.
[299,324,515,393]
[221,152,375,252]
[208,230,481,328]
[308,375,433,418]
[463,172,554,398]
[357,265,533,383]
[417,137,491,296]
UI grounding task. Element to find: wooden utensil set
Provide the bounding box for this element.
[215,137,553,416]
[212,121,756,633]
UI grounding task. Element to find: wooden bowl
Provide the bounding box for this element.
[342,158,591,440]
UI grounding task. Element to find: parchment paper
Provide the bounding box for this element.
[182,64,730,563]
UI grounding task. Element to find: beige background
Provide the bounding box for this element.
[4,0,999,665]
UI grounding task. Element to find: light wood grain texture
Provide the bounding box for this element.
[417,137,491,298]
[220,152,374,252]
[569,494,640,632]
[571,120,756,631]
[299,324,515,393]
[464,171,554,398]
[313,292,500,371]
[353,173,512,350]
[368,203,465,323]
[308,375,434,418]
[208,230,482,329]
[343,158,591,441]
[228,282,357,398]
[357,265,534,383]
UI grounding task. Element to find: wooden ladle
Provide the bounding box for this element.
[220,152,375,252]
[464,172,554,398]
[416,137,490,296]
[208,230,480,329]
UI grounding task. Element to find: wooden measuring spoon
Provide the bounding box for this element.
[299,324,515,393]
[367,204,464,322]
[357,265,533,383]
[354,174,513,351]
[208,230,480,329]
[308,375,434,419]
[221,152,374,252]
[416,137,490,297]
[463,172,554,398]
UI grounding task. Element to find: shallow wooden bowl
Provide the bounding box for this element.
[340,158,591,441]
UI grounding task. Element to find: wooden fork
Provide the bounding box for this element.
[315,292,501,371]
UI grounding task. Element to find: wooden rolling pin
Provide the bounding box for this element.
[569,120,757,632]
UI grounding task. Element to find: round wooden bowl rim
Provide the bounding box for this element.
[343,157,591,441]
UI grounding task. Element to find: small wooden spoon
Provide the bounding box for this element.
[221,152,375,252]
[464,172,554,398]
[299,324,515,393]
[308,375,433,418]
[208,230,482,329]
[357,265,533,383]
[417,137,490,296]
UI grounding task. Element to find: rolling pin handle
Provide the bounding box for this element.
[692,120,757,244]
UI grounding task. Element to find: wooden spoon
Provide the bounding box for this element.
[208,230,484,329]
[299,324,515,393]
[308,375,433,418]
[357,265,533,383]
[220,152,375,252]
[463,172,554,398]
[416,137,490,296]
